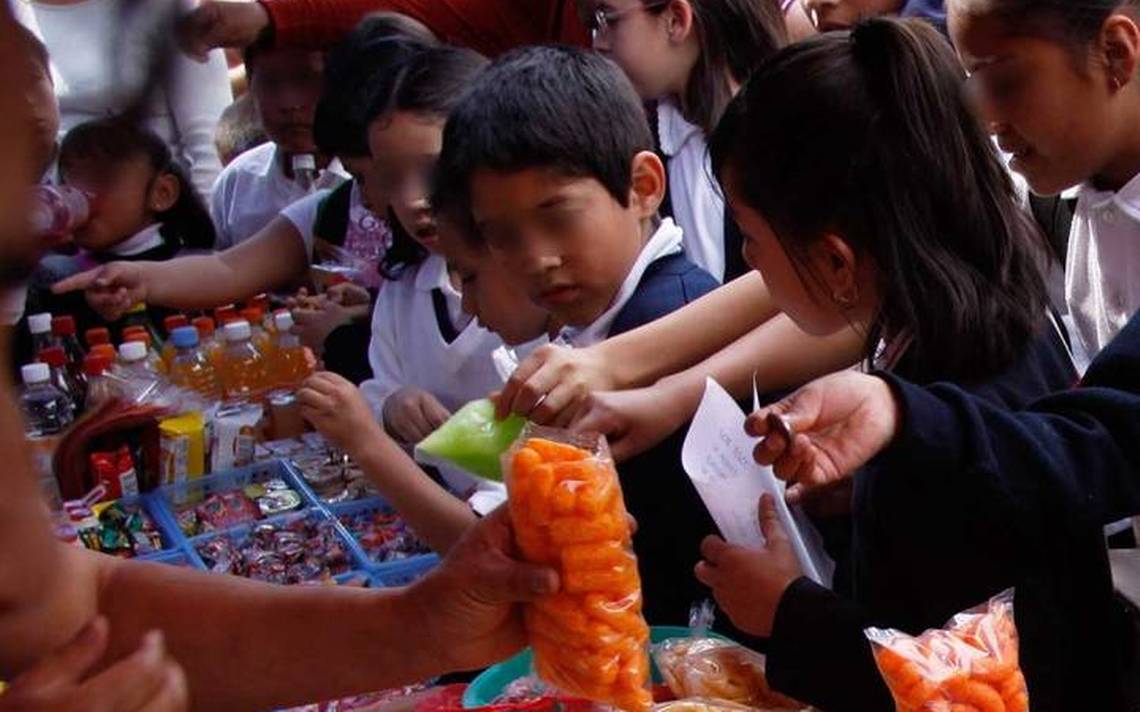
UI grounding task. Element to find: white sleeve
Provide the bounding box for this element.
[280,189,332,259]
[209,167,234,250]
[166,44,232,200]
[358,286,404,421]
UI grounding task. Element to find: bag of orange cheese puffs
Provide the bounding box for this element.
[505,425,653,712]
[866,589,1029,712]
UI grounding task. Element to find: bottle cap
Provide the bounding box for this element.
[28,312,52,335]
[273,311,295,331]
[38,346,67,368]
[51,315,76,336]
[22,362,50,384]
[119,341,148,362]
[124,332,151,347]
[164,314,189,335]
[192,316,216,337]
[224,320,252,342]
[292,154,316,172]
[241,307,263,325]
[83,354,112,377]
[85,327,111,346]
[122,326,146,338]
[171,326,199,349]
[90,344,117,359]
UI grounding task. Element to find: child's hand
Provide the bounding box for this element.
[51,262,147,322]
[297,371,382,454]
[694,494,803,638]
[326,282,372,308]
[572,384,692,462]
[383,387,451,445]
[495,343,613,423]
[291,300,353,355]
[0,617,188,712]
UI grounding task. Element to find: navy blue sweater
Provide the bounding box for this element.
[763,322,1131,711]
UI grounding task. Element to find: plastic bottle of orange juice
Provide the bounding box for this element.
[241,307,273,358]
[123,332,165,374]
[193,316,224,368]
[168,326,222,401]
[219,320,268,404]
[269,311,311,392]
[161,314,189,370]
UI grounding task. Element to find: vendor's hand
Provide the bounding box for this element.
[572,384,691,462]
[0,617,189,712]
[52,262,147,323]
[495,344,613,424]
[382,387,451,445]
[298,372,382,455]
[746,372,901,503]
[695,495,801,638]
[410,506,559,672]
[291,300,353,355]
[176,0,271,62]
[326,282,372,308]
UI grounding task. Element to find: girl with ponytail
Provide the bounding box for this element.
[699,17,1128,712]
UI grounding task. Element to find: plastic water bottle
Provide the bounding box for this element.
[219,320,268,403]
[20,362,75,435]
[29,185,91,240]
[168,326,222,401]
[28,312,55,355]
[269,311,311,391]
[292,154,318,192]
[124,332,165,374]
[38,346,82,413]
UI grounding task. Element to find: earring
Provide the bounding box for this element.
[1111,74,1124,91]
[832,291,856,309]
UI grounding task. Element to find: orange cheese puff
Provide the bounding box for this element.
[533,593,592,631]
[550,480,581,516]
[549,513,626,546]
[576,479,618,517]
[514,464,556,526]
[513,446,543,472]
[552,459,606,482]
[611,688,654,712]
[948,706,979,712]
[895,676,940,710]
[942,676,1004,712]
[562,540,634,572]
[563,564,642,595]
[1005,690,1029,712]
[583,593,648,638]
[970,658,1016,685]
[527,438,589,462]
[526,605,588,647]
[999,671,1027,701]
[616,646,650,692]
[514,524,556,564]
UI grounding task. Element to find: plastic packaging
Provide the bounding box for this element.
[219,320,269,403]
[866,589,1028,712]
[30,184,91,239]
[124,331,165,374]
[39,345,83,410]
[83,354,118,409]
[653,700,759,712]
[416,399,526,482]
[269,311,311,391]
[653,638,806,711]
[167,326,222,400]
[211,403,263,471]
[21,362,73,508]
[52,315,87,383]
[159,411,205,488]
[28,311,56,355]
[506,427,652,712]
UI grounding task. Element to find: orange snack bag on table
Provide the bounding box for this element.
[506,427,653,712]
[866,589,1028,712]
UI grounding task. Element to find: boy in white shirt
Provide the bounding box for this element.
[210,38,346,249]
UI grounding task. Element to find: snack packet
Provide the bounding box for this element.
[653,638,807,711]
[505,426,652,712]
[865,589,1028,712]
[416,399,526,481]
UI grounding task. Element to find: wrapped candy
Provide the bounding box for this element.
[337,508,430,562]
[866,589,1029,712]
[652,638,807,711]
[175,479,303,536]
[196,517,351,584]
[506,427,652,712]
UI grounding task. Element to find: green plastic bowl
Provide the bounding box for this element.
[462,625,730,708]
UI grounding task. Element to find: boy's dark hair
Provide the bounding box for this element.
[710,17,1048,382]
[577,0,785,133]
[313,13,438,158]
[433,45,653,239]
[360,45,489,279]
[59,117,216,250]
[215,93,267,165]
[960,0,1140,49]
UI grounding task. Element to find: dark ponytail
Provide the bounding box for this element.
[711,17,1049,381]
[58,117,216,250]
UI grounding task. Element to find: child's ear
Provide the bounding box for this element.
[628,151,667,220]
[1101,12,1140,92]
[807,234,861,310]
[147,172,181,213]
[663,0,696,43]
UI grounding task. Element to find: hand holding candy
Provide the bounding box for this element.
[298,371,383,455]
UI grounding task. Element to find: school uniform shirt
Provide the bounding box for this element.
[16,0,232,199]
[1065,172,1140,372]
[210,142,348,249]
[655,102,730,283]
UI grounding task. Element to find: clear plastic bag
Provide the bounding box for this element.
[416,399,526,481]
[505,425,652,712]
[652,638,808,711]
[865,589,1028,712]
[653,698,759,712]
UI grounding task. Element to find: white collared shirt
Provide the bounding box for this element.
[1065,172,1140,368]
[108,223,166,257]
[210,142,347,248]
[657,101,727,282]
[556,217,685,348]
[359,254,505,419]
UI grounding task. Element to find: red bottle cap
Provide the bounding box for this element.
[192,316,216,337]
[163,314,189,335]
[124,332,151,347]
[215,305,237,324]
[249,293,270,312]
[83,353,112,377]
[38,345,67,367]
[51,315,76,336]
[122,326,146,339]
[90,344,116,359]
[241,307,263,325]
[85,327,111,347]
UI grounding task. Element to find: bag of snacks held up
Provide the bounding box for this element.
[866,589,1028,712]
[653,638,809,711]
[505,426,653,712]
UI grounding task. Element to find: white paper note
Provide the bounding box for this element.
[682,377,834,587]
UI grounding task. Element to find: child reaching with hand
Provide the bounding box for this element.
[695,17,1125,712]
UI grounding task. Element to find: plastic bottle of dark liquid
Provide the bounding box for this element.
[39,345,83,413]
[52,315,87,387]
[30,185,91,239]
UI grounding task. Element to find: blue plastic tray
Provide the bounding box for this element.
[329,497,436,571]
